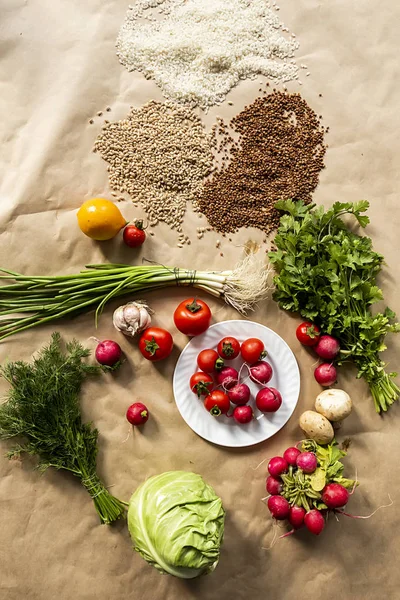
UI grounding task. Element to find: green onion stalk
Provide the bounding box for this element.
[0,251,271,341]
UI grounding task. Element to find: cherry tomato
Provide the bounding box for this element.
[139,327,173,361]
[296,322,321,346]
[217,336,241,360]
[240,338,266,364]
[197,349,224,373]
[190,371,214,397]
[123,221,146,248]
[204,390,230,417]
[173,298,211,336]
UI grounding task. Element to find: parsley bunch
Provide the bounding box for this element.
[269,199,400,413]
[0,333,126,524]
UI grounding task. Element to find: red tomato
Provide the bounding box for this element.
[189,371,214,397]
[197,349,224,373]
[123,221,146,248]
[296,322,321,346]
[204,390,230,417]
[173,298,211,336]
[240,338,266,364]
[217,336,241,360]
[139,327,173,361]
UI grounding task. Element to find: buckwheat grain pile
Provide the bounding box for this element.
[196,91,327,234]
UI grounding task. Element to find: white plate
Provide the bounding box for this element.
[173,320,300,448]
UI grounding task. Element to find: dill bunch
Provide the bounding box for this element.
[0,333,126,524]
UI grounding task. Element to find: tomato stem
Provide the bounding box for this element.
[185,299,202,313]
[144,337,159,356]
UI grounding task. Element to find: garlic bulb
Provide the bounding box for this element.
[113,301,152,337]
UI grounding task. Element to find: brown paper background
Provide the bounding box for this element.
[1,1,400,599]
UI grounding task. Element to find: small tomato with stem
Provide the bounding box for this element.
[217,337,241,359]
[241,338,267,364]
[123,220,146,248]
[204,390,230,417]
[189,372,214,397]
[139,327,173,361]
[197,349,224,373]
[296,322,321,346]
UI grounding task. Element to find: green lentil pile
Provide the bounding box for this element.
[94,101,214,240]
[196,91,327,234]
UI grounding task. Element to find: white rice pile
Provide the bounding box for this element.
[116,0,300,109]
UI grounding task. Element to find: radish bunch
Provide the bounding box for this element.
[191,336,284,424]
[264,439,357,536]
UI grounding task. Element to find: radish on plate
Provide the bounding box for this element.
[228,383,251,405]
[249,361,273,385]
[233,405,253,424]
[256,388,282,413]
[215,366,238,390]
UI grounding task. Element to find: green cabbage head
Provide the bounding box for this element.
[128,471,225,579]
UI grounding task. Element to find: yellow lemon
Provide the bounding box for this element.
[77,198,127,241]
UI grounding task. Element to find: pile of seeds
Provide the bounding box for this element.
[116,0,299,109]
[93,101,214,237]
[195,91,327,234]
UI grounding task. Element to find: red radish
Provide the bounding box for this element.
[268,456,288,478]
[256,388,282,412]
[95,339,122,367]
[296,452,318,474]
[249,361,273,384]
[126,402,149,426]
[321,483,350,509]
[304,509,325,535]
[315,335,340,360]
[215,366,238,390]
[267,495,290,520]
[266,476,283,495]
[283,446,301,466]
[228,383,251,405]
[233,405,253,424]
[314,363,337,386]
[288,505,306,529]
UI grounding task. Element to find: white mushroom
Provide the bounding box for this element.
[315,389,352,422]
[299,410,334,445]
